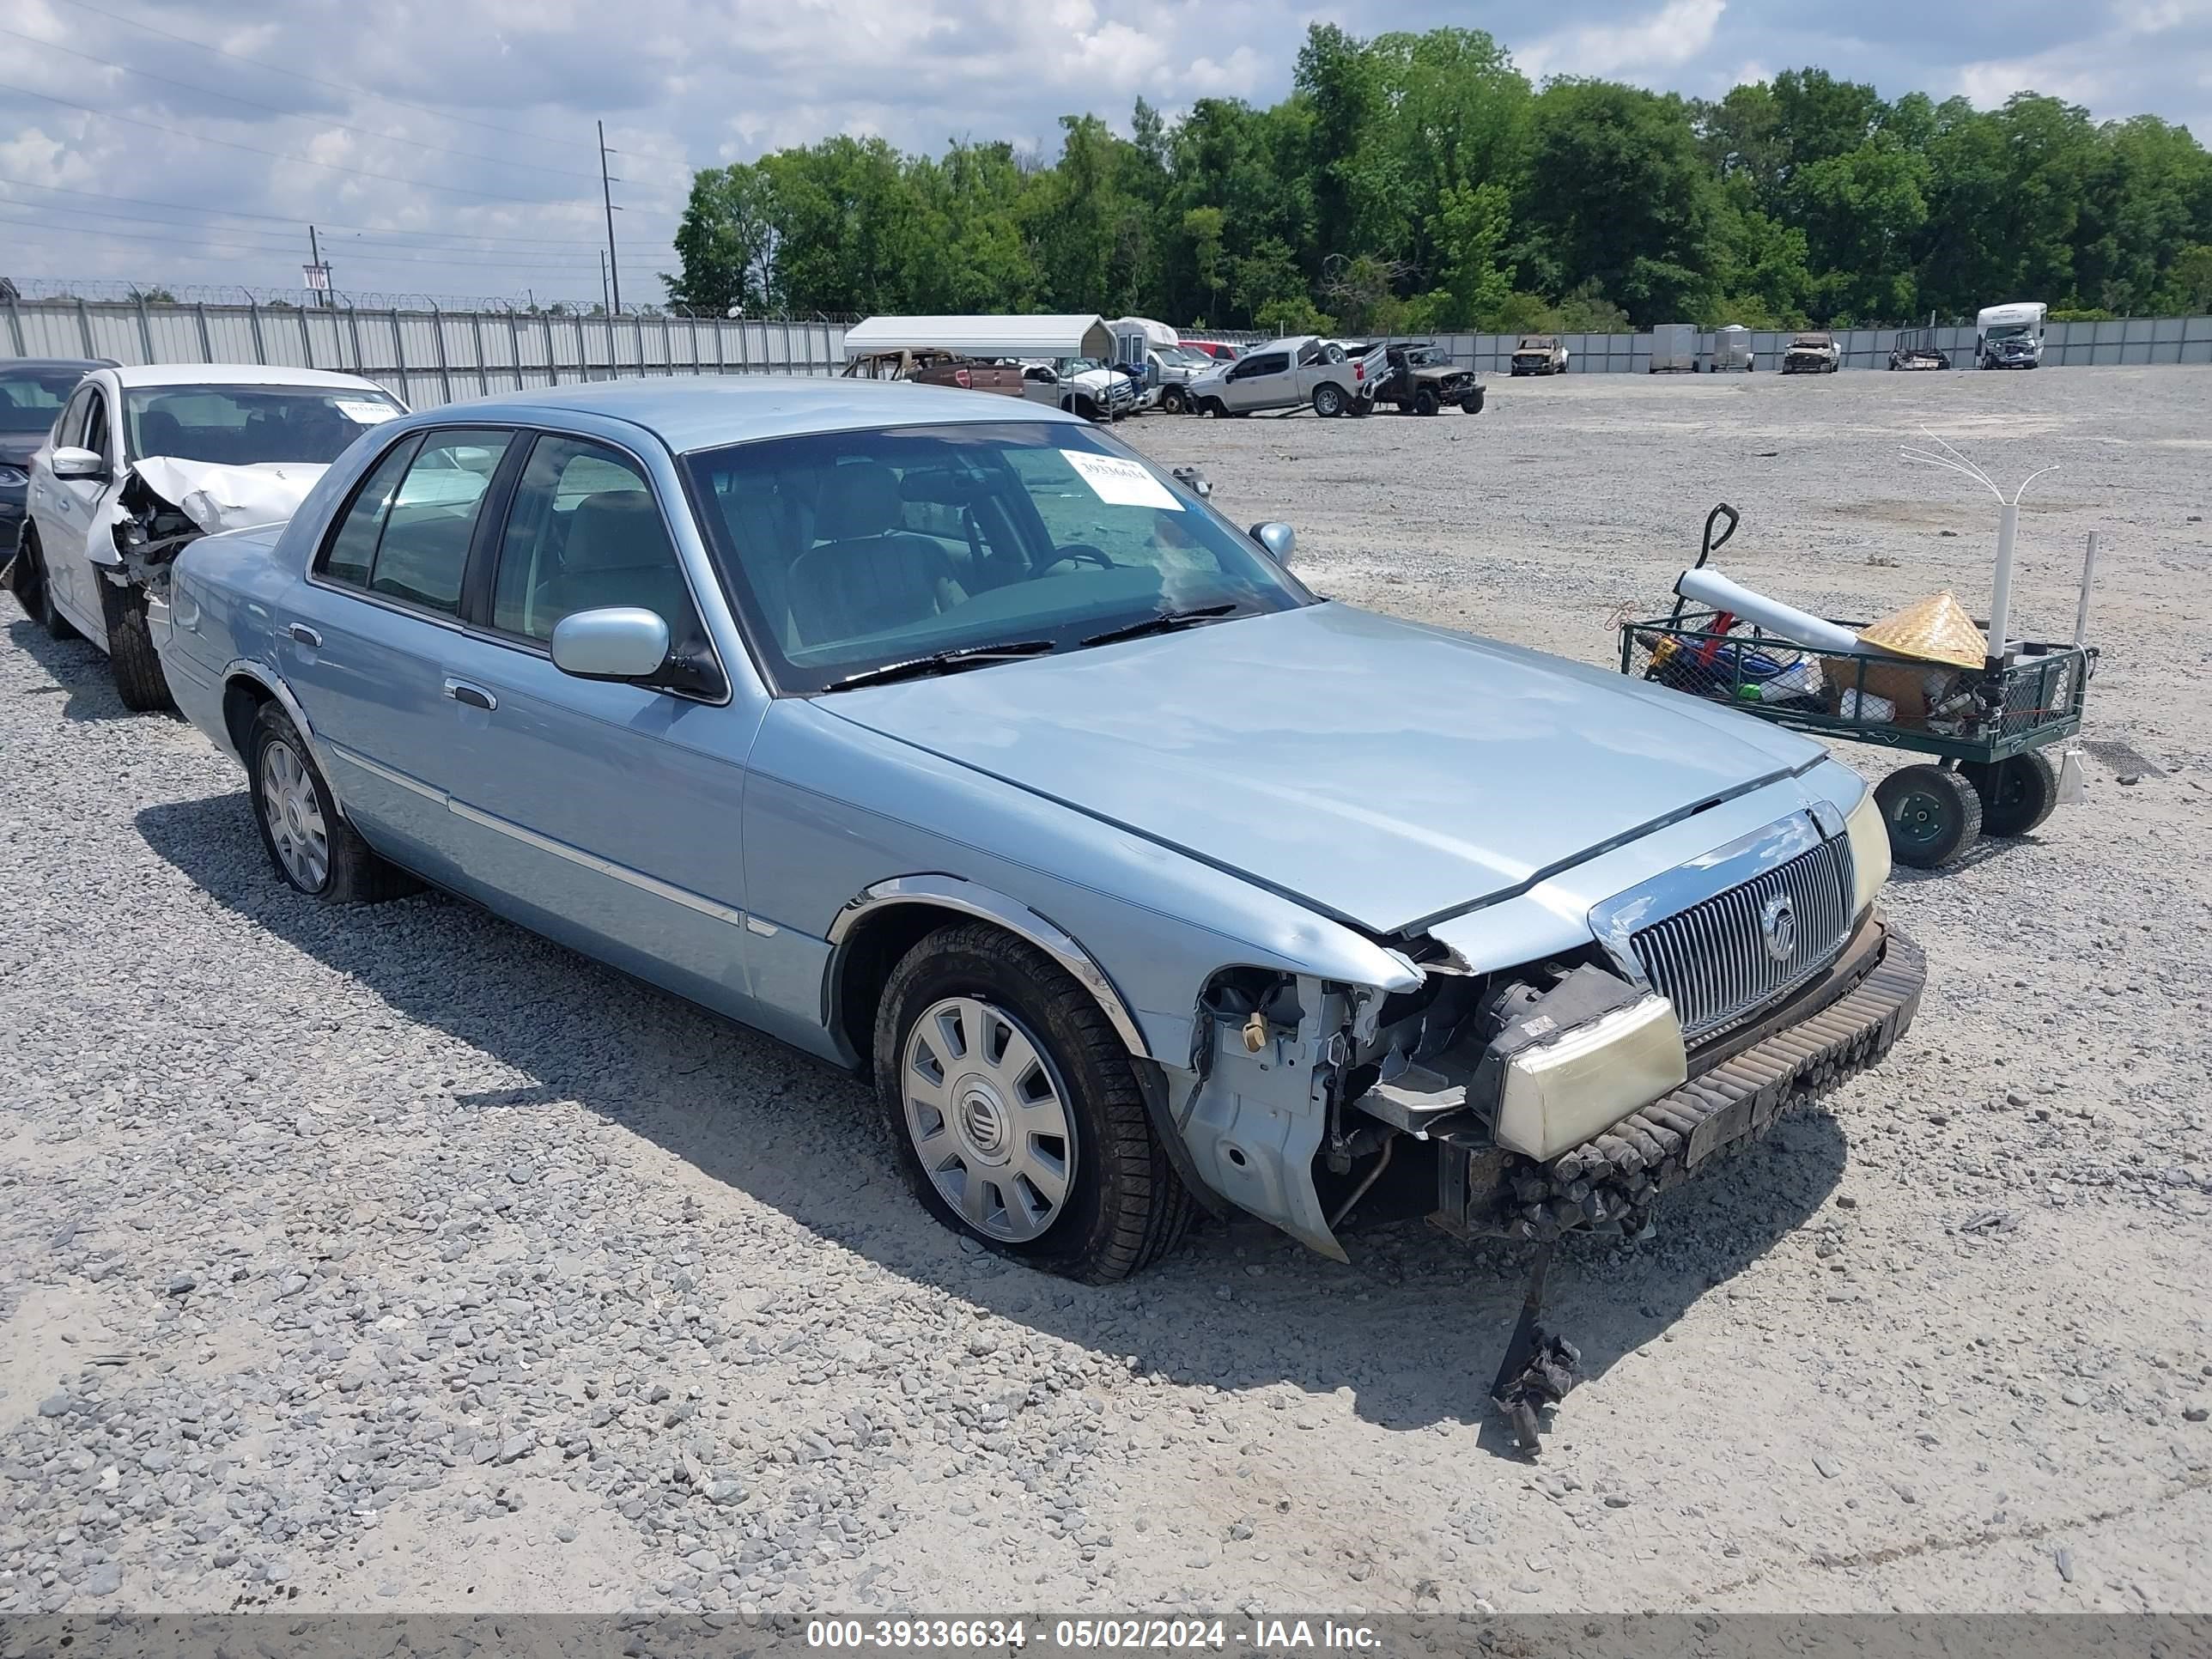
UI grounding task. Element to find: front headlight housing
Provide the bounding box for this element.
[0,465,27,488]
[1844,784,1893,922]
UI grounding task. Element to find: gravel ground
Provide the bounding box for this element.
[3,366,2209,1620]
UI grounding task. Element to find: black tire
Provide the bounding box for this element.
[873,921,1195,1284]
[1413,389,1439,417]
[1875,764,1984,869]
[1462,387,1485,413]
[1200,397,1225,418]
[1312,383,1346,418]
[103,583,173,713]
[1160,386,1186,414]
[18,529,77,641]
[246,700,419,903]
[1961,749,2060,837]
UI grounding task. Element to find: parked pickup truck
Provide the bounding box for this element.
[1184,336,1389,418]
[1019,359,1138,422]
[1370,342,1486,415]
[1510,336,1570,376]
[1781,332,1842,374]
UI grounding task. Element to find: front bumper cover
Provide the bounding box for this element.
[1434,918,1923,1240]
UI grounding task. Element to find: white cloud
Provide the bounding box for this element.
[1521,0,1728,82]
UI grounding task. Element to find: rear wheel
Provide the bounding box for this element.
[1875,764,1983,868]
[1961,749,2060,837]
[874,922,1195,1283]
[103,584,173,713]
[1312,383,1346,418]
[247,701,419,902]
[17,530,76,640]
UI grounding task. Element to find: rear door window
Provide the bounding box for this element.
[356,428,512,617]
[317,436,422,590]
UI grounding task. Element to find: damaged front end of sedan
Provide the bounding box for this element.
[1160,793,1922,1452]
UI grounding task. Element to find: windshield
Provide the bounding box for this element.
[1986,324,2033,343]
[682,420,1314,695]
[0,367,92,434]
[124,384,404,465]
[1406,348,1448,366]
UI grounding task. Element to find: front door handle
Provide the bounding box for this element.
[442,678,496,712]
[288,623,322,648]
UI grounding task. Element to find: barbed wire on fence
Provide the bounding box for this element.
[1,276,860,323]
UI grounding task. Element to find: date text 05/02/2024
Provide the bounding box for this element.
[803,1618,1382,1652]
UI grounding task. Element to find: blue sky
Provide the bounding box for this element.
[3,0,2206,306]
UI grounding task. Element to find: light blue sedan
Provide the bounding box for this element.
[157,376,1922,1313]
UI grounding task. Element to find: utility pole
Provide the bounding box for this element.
[599,250,611,316]
[305,223,331,307]
[598,119,622,313]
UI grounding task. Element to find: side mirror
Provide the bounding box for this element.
[1249,522,1295,566]
[51,446,106,481]
[550,605,671,683]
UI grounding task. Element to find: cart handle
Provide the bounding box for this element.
[1698,503,1738,568]
[1668,503,1740,623]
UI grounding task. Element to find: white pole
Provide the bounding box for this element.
[2072,531,2099,646]
[1989,501,2019,667]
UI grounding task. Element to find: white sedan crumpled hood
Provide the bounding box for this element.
[131,457,331,536]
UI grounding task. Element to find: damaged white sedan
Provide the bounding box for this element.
[20,364,404,710]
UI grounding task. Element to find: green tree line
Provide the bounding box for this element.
[664,23,2212,334]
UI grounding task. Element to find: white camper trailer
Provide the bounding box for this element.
[1975,302,2047,369]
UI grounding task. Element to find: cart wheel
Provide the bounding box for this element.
[1875,765,1983,868]
[1960,750,2060,837]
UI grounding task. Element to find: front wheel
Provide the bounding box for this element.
[1200,397,1225,418]
[874,922,1195,1283]
[1160,386,1187,414]
[104,584,173,713]
[1413,389,1439,417]
[1312,383,1346,418]
[1462,387,1485,413]
[1875,764,1983,868]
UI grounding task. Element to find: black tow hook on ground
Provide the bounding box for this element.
[1489,1243,1582,1453]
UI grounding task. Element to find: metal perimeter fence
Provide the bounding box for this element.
[3,295,849,409]
[5,300,2210,410]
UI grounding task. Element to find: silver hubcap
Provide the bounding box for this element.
[260,738,330,890]
[902,996,1076,1244]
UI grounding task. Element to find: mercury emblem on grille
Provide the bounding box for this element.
[1759,892,1797,962]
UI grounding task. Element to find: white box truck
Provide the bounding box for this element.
[1649,323,1698,373]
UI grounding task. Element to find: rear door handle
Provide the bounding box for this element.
[288,623,322,647]
[442,678,496,712]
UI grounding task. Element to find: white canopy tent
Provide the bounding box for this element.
[842,314,1116,362]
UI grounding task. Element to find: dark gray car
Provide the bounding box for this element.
[0,357,115,580]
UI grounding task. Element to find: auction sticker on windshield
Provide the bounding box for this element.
[1061,450,1181,510]
[337,400,399,423]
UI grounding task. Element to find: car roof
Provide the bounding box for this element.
[445,374,1091,454]
[3,356,119,373]
[106,362,393,392]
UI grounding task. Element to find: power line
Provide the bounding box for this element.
[0,173,665,249]
[48,0,595,153]
[0,192,673,266]
[0,207,673,271]
[0,27,601,180]
[0,77,587,205]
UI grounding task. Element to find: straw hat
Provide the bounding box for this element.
[1858,589,1989,669]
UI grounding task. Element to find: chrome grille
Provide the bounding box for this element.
[1630,836,1856,1043]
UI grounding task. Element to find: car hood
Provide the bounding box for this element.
[818,603,1826,934]
[0,434,43,469]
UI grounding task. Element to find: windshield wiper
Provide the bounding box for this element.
[822,640,1057,692]
[1079,604,1240,650]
